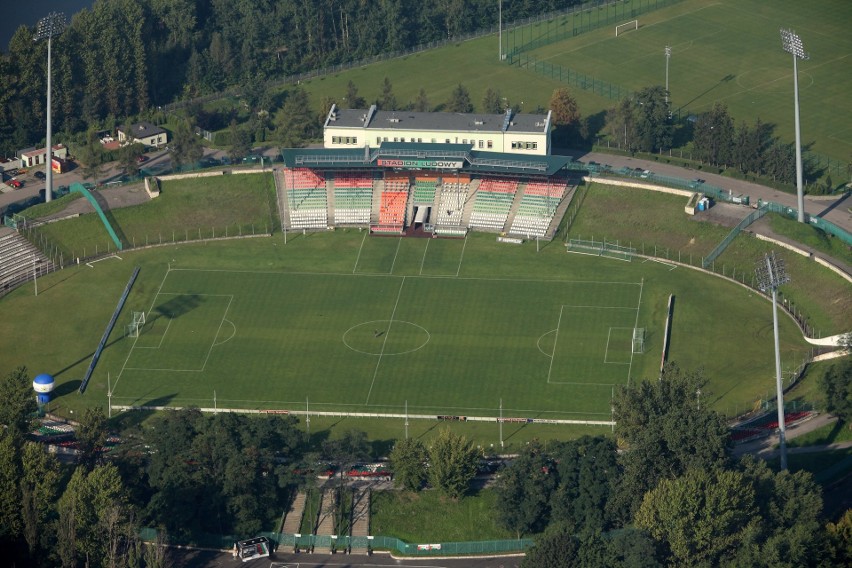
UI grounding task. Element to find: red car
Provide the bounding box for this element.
[8,179,22,189]
[137,155,149,163]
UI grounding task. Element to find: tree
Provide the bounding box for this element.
[635,467,756,566]
[692,103,735,167]
[117,141,145,178]
[605,86,672,153]
[412,88,430,112]
[169,117,203,170]
[446,84,473,113]
[427,428,479,500]
[77,127,107,182]
[76,406,108,471]
[551,436,621,533]
[389,438,428,491]
[521,528,582,568]
[378,77,398,110]
[825,509,852,567]
[610,364,730,522]
[228,119,251,164]
[0,432,23,541]
[20,442,61,562]
[549,87,581,145]
[344,80,366,109]
[495,440,557,536]
[820,358,851,425]
[482,87,502,114]
[0,366,37,445]
[276,86,315,147]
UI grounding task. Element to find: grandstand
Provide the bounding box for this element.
[508,179,568,239]
[0,228,56,298]
[285,168,328,229]
[279,142,579,240]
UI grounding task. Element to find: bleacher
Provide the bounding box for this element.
[434,176,470,236]
[0,231,55,297]
[468,177,519,232]
[372,175,409,234]
[411,176,438,204]
[333,173,374,225]
[508,180,566,238]
[285,168,328,230]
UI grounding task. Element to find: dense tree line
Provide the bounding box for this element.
[0,0,583,156]
[497,364,851,568]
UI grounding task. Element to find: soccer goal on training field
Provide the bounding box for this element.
[615,19,638,36]
[633,328,646,354]
[126,311,146,338]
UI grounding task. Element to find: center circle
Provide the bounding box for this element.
[343,320,431,356]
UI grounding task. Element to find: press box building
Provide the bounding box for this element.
[323,105,552,156]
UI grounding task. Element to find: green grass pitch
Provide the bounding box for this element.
[111,247,646,422]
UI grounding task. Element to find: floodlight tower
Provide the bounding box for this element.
[780,29,809,223]
[664,46,672,105]
[34,12,66,204]
[755,251,791,470]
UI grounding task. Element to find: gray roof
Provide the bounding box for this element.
[122,122,166,138]
[327,107,549,134]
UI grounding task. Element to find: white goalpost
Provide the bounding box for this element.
[615,19,638,37]
[126,311,146,338]
[632,328,645,354]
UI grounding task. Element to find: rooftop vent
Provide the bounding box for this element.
[474,120,484,125]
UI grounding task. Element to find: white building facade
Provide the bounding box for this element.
[323,105,552,156]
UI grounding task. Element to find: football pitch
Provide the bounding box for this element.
[516,0,852,163]
[111,236,648,422]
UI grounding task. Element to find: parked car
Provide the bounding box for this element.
[8,179,22,189]
[137,154,149,163]
[34,170,46,180]
[640,169,652,178]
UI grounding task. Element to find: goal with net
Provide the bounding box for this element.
[632,328,645,354]
[126,311,146,338]
[615,20,638,36]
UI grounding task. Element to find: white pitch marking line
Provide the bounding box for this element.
[365,276,405,404]
[627,278,644,387]
[353,230,368,273]
[419,237,430,276]
[200,295,234,372]
[546,305,564,385]
[135,317,172,349]
[389,237,402,275]
[456,233,468,277]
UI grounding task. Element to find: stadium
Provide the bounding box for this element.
[1,0,848,444]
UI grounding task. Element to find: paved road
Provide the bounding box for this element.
[572,150,852,234]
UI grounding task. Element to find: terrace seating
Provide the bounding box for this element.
[332,173,374,225]
[412,177,438,204]
[434,178,470,229]
[373,189,408,233]
[285,168,328,229]
[508,180,567,238]
[0,231,55,294]
[468,177,519,231]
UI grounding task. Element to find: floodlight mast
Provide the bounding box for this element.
[780,29,809,223]
[664,46,672,105]
[34,12,66,204]
[755,252,791,470]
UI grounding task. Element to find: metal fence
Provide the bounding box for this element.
[139,528,533,556]
[508,54,629,100]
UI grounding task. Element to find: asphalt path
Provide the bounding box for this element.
[571,150,852,233]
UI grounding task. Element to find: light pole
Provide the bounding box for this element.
[780,29,809,223]
[34,12,66,204]
[755,251,790,470]
[499,0,503,61]
[32,256,38,296]
[664,46,672,105]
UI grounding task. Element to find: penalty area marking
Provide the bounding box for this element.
[604,327,633,365]
[537,329,558,357]
[85,254,122,268]
[642,257,677,271]
[134,317,173,349]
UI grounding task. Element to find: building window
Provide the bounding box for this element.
[487,140,493,149]
[431,138,436,143]
[377,137,382,144]
[445,139,451,144]
[418,138,422,143]
[478,140,483,148]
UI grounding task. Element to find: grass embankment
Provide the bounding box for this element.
[567,183,852,334]
[29,173,277,260]
[371,489,512,542]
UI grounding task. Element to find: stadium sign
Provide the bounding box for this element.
[377,158,463,169]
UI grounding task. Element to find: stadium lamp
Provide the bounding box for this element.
[664,46,672,105]
[34,12,66,204]
[780,29,809,223]
[755,252,790,470]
